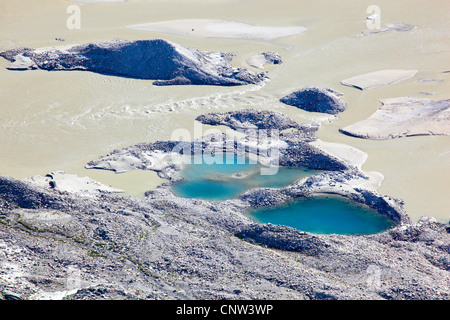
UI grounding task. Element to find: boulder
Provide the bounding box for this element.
[246,52,282,69]
[5,53,37,70]
[279,86,347,115]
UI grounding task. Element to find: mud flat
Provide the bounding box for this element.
[69,0,125,3]
[340,97,450,140]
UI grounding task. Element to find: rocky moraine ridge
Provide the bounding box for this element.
[1,109,449,300]
[0,39,267,86]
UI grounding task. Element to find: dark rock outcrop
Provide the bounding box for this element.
[246,52,282,69]
[0,39,267,86]
[196,108,304,131]
[235,224,329,255]
[280,86,347,115]
[260,52,283,65]
[0,176,67,210]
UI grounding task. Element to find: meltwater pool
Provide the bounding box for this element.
[171,153,318,201]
